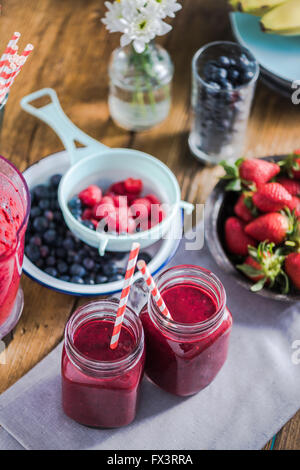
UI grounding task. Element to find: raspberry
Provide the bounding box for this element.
[131,198,152,220]
[124,178,143,195]
[78,185,102,207]
[108,181,126,196]
[92,196,115,220]
[146,193,162,205]
[81,208,93,220]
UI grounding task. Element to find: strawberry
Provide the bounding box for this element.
[237,242,288,293]
[285,252,300,290]
[252,182,292,213]
[131,198,152,220]
[245,212,293,244]
[124,178,143,195]
[286,196,300,218]
[225,217,256,256]
[278,151,300,180]
[79,185,102,207]
[234,193,256,222]
[277,177,300,197]
[221,158,280,191]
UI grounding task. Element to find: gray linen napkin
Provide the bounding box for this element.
[0,231,299,450]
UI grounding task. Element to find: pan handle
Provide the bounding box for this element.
[20,88,108,166]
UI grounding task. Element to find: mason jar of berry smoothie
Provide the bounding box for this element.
[139,265,232,396]
[62,299,145,428]
[0,155,30,339]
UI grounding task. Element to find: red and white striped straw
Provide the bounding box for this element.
[0,40,34,104]
[110,242,140,350]
[137,260,171,319]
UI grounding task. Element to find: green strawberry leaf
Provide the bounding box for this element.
[251,278,267,292]
[225,179,242,192]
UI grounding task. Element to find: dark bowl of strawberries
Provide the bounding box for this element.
[205,152,300,302]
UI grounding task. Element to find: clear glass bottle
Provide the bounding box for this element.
[189,41,259,165]
[108,42,174,131]
[139,265,233,396]
[62,299,145,428]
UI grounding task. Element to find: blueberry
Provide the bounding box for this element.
[95,274,108,284]
[29,235,42,247]
[33,216,49,233]
[109,273,124,282]
[45,256,56,267]
[50,200,60,211]
[50,174,62,188]
[45,267,58,278]
[102,261,118,277]
[230,58,237,67]
[218,56,230,68]
[214,67,227,82]
[33,184,49,200]
[63,238,75,251]
[83,258,95,271]
[53,211,63,222]
[70,208,82,220]
[56,247,67,259]
[241,69,255,83]
[43,229,57,245]
[207,81,221,93]
[228,68,240,84]
[138,252,152,264]
[30,206,41,218]
[84,275,95,285]
[57,261,68,275]
[39,199,50,210]
[60,275,70,282]
[70,275,84,284]
[44,210,54,221]
[203,61,218,81]
[40,245,50,258]
[68,196,82,211]
[70,264,86,277]
[218,78,233,90]
[25,244,40,262]
[35,259,44,269]
[81,220,95,230]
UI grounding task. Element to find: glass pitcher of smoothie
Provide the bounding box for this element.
[138,265,232,396]
[0,155,30,339]
[62,299,145,428]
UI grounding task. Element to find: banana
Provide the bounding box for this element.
[260,0,300,34]
[237,0,288,16]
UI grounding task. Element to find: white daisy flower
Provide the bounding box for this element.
[151,0,182,19]
[102,1,124,33]
[102,0,180,52]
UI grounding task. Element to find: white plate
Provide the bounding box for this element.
[22,151,182,296]
[230,12,300,84]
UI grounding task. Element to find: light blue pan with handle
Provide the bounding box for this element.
[21,88,194,255]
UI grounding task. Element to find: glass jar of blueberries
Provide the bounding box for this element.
[189,41,259,165]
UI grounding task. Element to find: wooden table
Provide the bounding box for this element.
[0,0,299,450]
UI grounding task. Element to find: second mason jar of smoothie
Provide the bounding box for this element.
[140,265,232,396]
[62,299,145,428]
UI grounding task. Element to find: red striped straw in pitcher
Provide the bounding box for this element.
[110,242,140,350]
[137,260,171,319]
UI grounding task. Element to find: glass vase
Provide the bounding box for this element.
[108,42,173,132]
